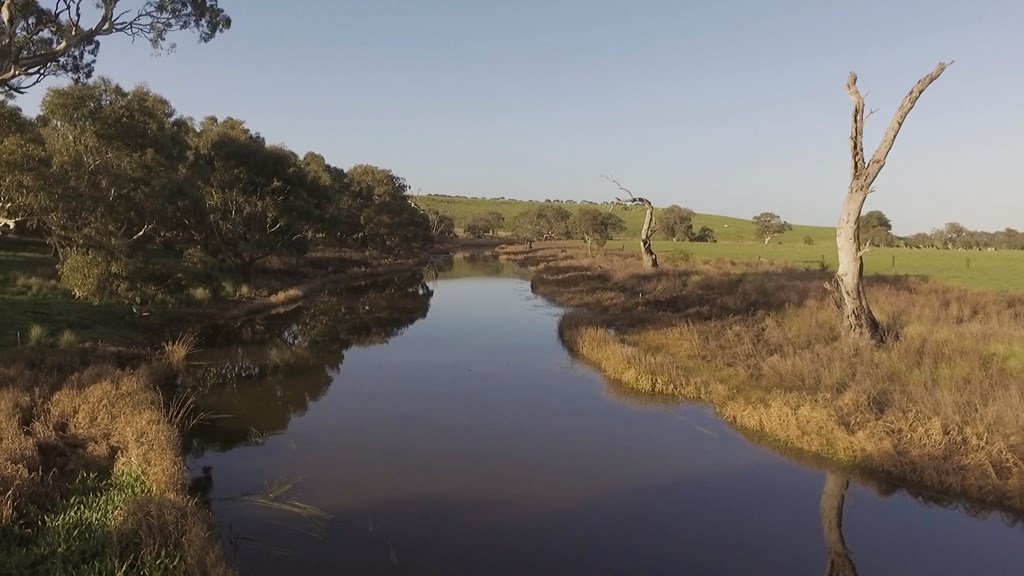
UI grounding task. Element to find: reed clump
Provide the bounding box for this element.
[500,244,1024,511]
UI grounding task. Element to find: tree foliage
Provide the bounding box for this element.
[1,78,435,301]
[424,208,455,240]
[660,205,694,241]
[859,210,892,232]
[1,0,230,95]
[752,212,792,244]
[511,204,571,245]
[463,210,504,238]
[189,117,321,279]
[570,207,625,254]
[345,164,432,254]
[36,79,191,257]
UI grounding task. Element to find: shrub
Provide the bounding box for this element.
[804,235,815,245]
[58,249,113,302]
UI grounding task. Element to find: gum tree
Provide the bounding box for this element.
[1,0,230,95]
[828,63,949,345]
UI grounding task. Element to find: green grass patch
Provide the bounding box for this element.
[0,239,140,350]
[0,469,183,576]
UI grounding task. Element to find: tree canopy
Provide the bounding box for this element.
[660,205,695,241]
[570,207,625,254]
[511,204,571,245]
[752,212,792,244]
[0,78,434,301]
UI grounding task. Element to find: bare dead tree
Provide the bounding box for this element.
[820,473,859,576]
[827,62,949,345]
[602,174,658,268]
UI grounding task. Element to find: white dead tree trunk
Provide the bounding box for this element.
[827,63,949,345]
[602,175,658,268]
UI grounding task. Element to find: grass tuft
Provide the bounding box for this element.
[161,334,198,371]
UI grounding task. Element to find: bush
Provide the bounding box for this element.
[58,249,113,302]
[804,235,815,245]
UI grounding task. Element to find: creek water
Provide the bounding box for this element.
[188,254,1024,575]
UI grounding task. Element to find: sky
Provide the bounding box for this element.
[11,0,1024,235]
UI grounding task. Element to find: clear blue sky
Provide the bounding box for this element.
[12,0,1023,235]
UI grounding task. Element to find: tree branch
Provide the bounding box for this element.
[864,62,951,184]
[845,72,866,178]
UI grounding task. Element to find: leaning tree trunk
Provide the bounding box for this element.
[820,473,859,576]
[829,63,949,345]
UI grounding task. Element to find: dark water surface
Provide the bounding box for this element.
[189,255,1024,576]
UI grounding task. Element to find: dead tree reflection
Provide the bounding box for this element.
[821,472,859,576]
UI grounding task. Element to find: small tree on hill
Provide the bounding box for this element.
[464,210,504,238]
[661,205,695,241]
[571,207,626,255]
[752,212,792,244]
[510,205,571,248]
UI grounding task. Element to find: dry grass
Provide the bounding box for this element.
[502,244,1024,511]
[162,333,199,371]
[0,362,232,575]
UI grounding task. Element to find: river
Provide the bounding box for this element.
[187,253,1024,575]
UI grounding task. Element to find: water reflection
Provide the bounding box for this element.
[821,473,858,576]
[185,272,432,455]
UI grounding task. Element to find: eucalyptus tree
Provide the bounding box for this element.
[299,151,350,240]
[752,212,792,244]
[0,101,49,224]
[510,204,571,248]
[36,79,191,256]
[830,63,949,345]
[571,207,625,255]
[189,117,318,279]
[343,164,432,254]
[661,205,695,241]
[1,0,230,95]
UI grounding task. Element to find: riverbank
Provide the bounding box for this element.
[0,360,231,574]
[0,239,436,574]
[498,243,1024,512]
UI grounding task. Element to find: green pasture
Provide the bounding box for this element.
[641,242,1023,292]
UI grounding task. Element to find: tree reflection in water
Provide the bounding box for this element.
[821,472,858,576]
[183,272,432,456]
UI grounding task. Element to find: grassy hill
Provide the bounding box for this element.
[418,194,1024,291]
[416,194,835,245]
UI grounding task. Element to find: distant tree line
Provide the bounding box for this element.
[0,79,433,302]
[854,211,1022,250]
